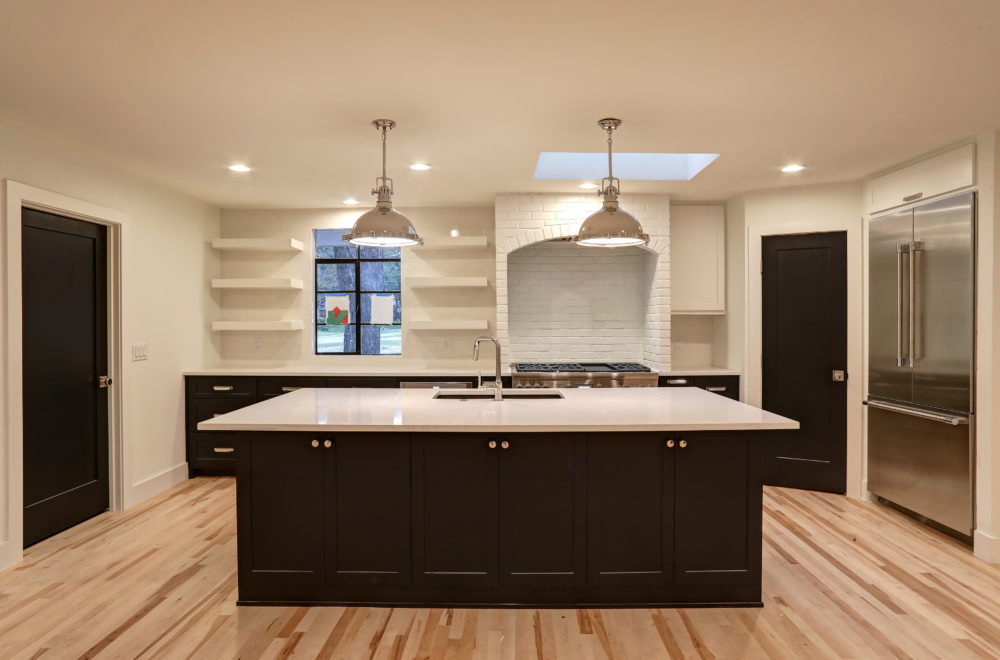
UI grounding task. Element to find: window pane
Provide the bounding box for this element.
[315,228,358,258]
[318,325,357,353]
[360,260,401,291]
[360,245,401,259]
[316,263,356,291]
[360,293,402,324]
[362,325,401,355]
[316,293,355,325]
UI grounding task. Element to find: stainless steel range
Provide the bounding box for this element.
[511,362,658,388]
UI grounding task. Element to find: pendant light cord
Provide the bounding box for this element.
[381,124,388,180]
[607,124,614,182]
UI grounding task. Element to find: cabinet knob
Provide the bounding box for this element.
[311,439,320,448]
[501,440,510,449]
[666,439,675,448]
[488,440,497,449]
[323,439,332,448]
[678,439,688,448]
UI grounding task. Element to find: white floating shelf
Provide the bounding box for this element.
[414,236,489,249]
[211,238,304,252]
[407,277,489,288]
[212,320,304,331]
[211,278,304,290]
[408,320,489,331]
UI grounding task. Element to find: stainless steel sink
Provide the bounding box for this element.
[433,391,564,400]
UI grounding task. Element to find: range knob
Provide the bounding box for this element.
[515,383,524,388]
[534,384,543,388]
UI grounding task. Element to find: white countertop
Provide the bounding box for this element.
[182,367,741,377]
[198,387,795,433]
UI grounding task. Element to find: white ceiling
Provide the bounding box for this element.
[1,0,999,208]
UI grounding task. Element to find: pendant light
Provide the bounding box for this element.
[574,118,650,248]
[344,119,423,247]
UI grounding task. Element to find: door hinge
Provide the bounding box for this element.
[99,375,113,389]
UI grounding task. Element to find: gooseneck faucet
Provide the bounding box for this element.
[473,336,503,401]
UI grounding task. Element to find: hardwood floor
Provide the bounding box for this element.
[1,478,999,659]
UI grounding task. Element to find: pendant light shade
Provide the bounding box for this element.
[575,118,650,248]
[344,119,423,247]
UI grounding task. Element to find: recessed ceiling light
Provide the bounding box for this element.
[579,183,599,189]
[343,199,360,205]
[409,163,431,171]
[228,164,251,172]
[781,164,805,173]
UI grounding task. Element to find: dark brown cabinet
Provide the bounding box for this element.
[658,374,740,400]
[674,433,759,584]
[412,433,585,588]
[238,433,411,592]
[587,434,674,586]
[258,376,327,399]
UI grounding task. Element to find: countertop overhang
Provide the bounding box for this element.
[198,387,798,433]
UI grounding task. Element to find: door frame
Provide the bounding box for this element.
[3,180,126,567]
[745,219,864,498]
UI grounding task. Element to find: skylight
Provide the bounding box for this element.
[533,153,719,181]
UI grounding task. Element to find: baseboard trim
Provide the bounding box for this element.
[0,540,23,572]
[974,529,1000,564]
[127,463,189,509]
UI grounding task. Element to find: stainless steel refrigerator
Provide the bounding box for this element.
[866,190,975,540]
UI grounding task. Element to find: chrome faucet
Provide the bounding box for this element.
[473,336,503,401]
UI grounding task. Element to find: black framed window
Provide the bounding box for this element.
[314,229,401,355]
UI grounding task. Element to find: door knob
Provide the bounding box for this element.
[678,439,688,448]
[311,439,320,448]
[488,440,497,449]
[501,440,510,449]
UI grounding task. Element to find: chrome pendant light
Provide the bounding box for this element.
[344,119,423,247]
[574,118,650,248]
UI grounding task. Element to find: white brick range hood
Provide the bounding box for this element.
[495,193,671,371]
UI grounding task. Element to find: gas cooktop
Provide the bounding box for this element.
[513,362,652,373]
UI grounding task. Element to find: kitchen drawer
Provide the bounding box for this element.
[660,376,696,388]
[189,376,257,398]
[694,376,739,400]
[188,433,239,476]
[188,398,253,432]
[326,377,398,388]
[259,376,327,399]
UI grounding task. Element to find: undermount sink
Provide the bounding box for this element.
[433,391,565,400]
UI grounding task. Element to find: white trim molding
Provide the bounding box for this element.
[2,180,127,570]
[974,529,1000,565]
[744,217,866,499]
[129,463,189,507]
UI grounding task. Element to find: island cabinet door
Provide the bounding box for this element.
[586,434,674,586]
[497,434,586,587]
[673,433,761,585]
[323,434,411,585]
[412,434,499,586]
[241,434,325,584]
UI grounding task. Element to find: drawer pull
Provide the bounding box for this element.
[679,439,688,448]
[667,379,689,385]
[666,439,675,448]
[706,386,727,393]
[212,385,234,392]
[280,386,301,393]
[902,192,923,203]
[213,447,235,454]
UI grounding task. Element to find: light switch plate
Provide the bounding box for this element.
[132,343,148,361]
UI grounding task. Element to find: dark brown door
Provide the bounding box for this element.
[762,231,848,493]
[324,434,411,585]
[674,433,758,584]
[498,434,585,586]
[586,433,673,586]
[412,434,499,586]
[22,208,109,546]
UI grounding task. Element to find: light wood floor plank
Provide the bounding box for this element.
[2,478,999,659]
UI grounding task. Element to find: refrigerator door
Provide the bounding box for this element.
[867,402,973,537]
[868,208,913,402]
[911,191,975,413]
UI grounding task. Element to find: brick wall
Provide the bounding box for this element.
[495,193,670,370]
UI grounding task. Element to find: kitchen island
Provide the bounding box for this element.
[200,387,797,607]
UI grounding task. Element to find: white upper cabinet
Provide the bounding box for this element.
[866,143,975,215]
[670,205,726,314]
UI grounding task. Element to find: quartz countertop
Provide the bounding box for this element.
[198,387,796,433]
[182,367,741,377]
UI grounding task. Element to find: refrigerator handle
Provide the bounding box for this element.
[864,399,968,426]
[896,243,907,367]
[909,241,923,368]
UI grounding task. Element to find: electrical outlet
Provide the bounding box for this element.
[254,335,263,350]
[131,343,148,361]
[442,337,450,348]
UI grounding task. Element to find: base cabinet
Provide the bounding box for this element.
[236,431,762,606]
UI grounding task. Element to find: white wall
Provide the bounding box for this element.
[217,207,495,370]
[0,123,220,569]
[507,241,654,363]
